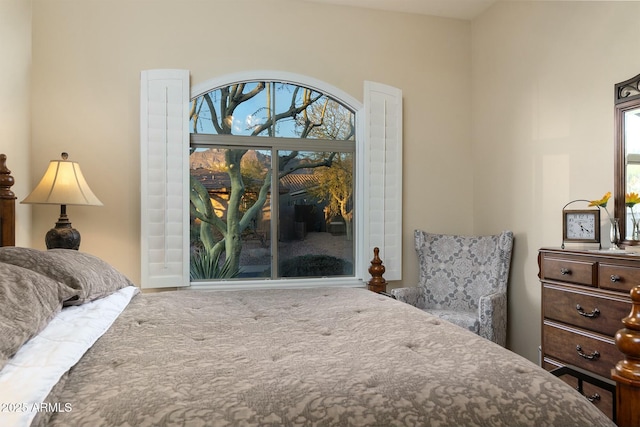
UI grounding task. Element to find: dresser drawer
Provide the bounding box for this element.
[599,263,640,293]
[543,359,614,421]
[543,285,630,336]
[543,322,623,378]
[541,256,596,287]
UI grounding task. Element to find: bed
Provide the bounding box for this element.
[0,154,630,427]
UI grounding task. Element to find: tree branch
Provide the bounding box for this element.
[278,152,337,179]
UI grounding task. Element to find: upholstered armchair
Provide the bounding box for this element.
[391,230,514,347]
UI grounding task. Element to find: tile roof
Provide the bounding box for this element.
[191,168,319,195]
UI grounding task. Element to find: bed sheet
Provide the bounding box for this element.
[0,286,138,427]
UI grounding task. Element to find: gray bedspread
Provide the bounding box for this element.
[43,287,614,427]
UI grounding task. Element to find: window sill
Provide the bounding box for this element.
[185,277,366,291]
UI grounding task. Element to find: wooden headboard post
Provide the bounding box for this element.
[367,247,387,293]
[613,285,640,427]
[0,154,16,247]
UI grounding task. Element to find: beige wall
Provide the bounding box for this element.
[28,1,473,288]
[472,1,640,361]
[0,0,31,246]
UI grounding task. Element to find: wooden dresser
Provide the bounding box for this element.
[538,247,639,420]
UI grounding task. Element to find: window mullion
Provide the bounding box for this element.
[270,148,279,279]
[191,134,354,152]
[269,85,278,279]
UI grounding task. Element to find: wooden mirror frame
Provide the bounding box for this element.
[614,73,640,246]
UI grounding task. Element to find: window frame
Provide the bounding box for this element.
[189,71,365,290]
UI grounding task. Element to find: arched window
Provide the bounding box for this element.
[189,78,356,282]
[140,70,402,290]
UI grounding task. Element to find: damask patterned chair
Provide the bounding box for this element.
[391,230,514,347]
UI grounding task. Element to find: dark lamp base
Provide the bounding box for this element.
[46,226,80,250]
[46,206,81,250]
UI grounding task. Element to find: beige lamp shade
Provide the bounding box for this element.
[22,154,102,206]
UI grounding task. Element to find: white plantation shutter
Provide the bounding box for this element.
[363,81,403,281]
[140,69,190,289]
[140,71,400,288]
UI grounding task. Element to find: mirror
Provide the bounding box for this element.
[614,73,640,245]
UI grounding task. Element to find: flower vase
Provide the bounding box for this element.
[634,219,640,240]
[610,218,621,250]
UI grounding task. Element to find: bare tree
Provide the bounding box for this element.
[307,153,353,240]
[304,101,355,240]
[189,83,351,277]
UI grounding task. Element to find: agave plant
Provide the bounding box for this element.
[190,249,241,280]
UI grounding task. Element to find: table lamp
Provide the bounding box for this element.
[22,152,102,250]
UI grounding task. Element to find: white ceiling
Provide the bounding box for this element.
[299,0,498,20]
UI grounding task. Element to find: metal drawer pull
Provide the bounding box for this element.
[576,304,600,318]
[560,267,571,275]
[576,345,600,360]
[610,275,621,282]
[576,389,601,403]
[586,392,601,403]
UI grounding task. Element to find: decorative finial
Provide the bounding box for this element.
[0,154,15,199]
[367,247,387,293]
[614,286,640,382]
[61,152,69,160]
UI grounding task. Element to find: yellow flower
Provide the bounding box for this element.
[627,192,640,230]
[589,192,611,208]
[627,192,640,207]
[589,192,613,222]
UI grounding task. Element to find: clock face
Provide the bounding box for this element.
[566,213,596,239]
[563,209,600,244]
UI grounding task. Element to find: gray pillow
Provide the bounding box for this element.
[0,247,135,305]
[0,262,78,371]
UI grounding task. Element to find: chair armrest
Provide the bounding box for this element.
[478,291,507,347]
[390,287,423,308]
[379,291,396,299]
